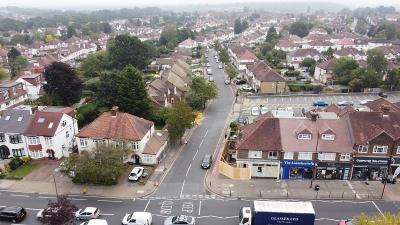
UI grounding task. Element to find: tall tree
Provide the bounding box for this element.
[234,18,249,34]
[77,51,109,78]
[96,70,119,108]
[159,24,178,48]
[332,57,359,85]
[7,47,21,60]
[187,77,218,109]
[218,48,230,64]
[39,195,78,225]
[9,56,28,78]
[225,64,238,80]
[289,21,313,38]
[44,62,83,106]
[214,40,222,52]
[66,25,76,39]
[367,48,388,74]
[265,26,279,45]
[164,102,194,144]
[0,67,8,80]
[101,22,112,34]
[385,69,400,91]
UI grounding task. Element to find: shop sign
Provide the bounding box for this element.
[353,157,389,166]
[281,160,314,167]
[318,162,351,168]
[392,157,400,165]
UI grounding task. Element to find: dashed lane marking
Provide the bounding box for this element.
[97,199,122,203]
[10,194,29,197]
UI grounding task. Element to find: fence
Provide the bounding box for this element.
[218,160,251,180]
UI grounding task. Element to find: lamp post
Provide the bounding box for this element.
[52,174,59,198]
[381,156,393,199]
[310,112,319,189]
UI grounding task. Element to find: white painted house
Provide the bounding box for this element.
[15,73,43,99]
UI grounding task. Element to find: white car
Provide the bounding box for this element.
[80,219,108,225]
[260,106,268,115]
[360,99,373,105]
[122,212,152,225]
[240,85,253,91]
[224,80,230,85]
[251,107,260,116]
[75,207,101,220]
[218,64,223,69]
[128,167,144,181]
[37,207,60,220]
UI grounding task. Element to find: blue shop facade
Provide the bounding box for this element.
[281,160,314,179]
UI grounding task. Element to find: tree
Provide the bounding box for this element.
[164,102,194,144]
[353,213,400,225]
[332,57,359,84]
[367,48,387,74]
[265,26,279,45]
[301,58,316,74]
[39,195,78,225]
[385,24,397,40]
[9,56,28,78]
[260,42,273,56]
[43,62,83,106]
[96,65,151,118]
[218,48,230,64]
[66,25,76,38]
[77,51,109,78]
[107,34,155,70]
[234,18,249,34]
[355,19,368,35]
[177,28,195,43]
[356,68,383,88]
[0,67,8,80]
[225,64,238,80]
[159,24,178,48]
[385,69,400,91]
[323,47,334,59]
[69,145,128,185]
[7,47,21,60]
[187,77,218,110]
[214,40,222,52]
[289,21,313,38]
[101,22,112,34]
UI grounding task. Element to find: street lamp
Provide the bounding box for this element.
[381,155,394,199]
[310,112,319,189]
[52,174,59,198]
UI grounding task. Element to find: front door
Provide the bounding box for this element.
[0,145,10,159]
[135,155,140,164]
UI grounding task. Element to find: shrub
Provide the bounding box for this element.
[21,155,30,164]
[9,158,22,170]
[3,163,11,174]
[0,169,5,179]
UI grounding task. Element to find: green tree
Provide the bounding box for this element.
[159,24,178,48]
[289,21,313,38]
[385,69,400,91]
[96,70,119,108]
[43,62,83,106]
[355,19,368,35]
[260,42,273,56]
[214,40,222,51]
[332,57,359,85]
[7,47,21,60]
[66,25,76,38]
[385,24,397,40]
[225,64,238,80]
[69,145,128,185]
[39,195,78,225]
[107,34,155,70]
[265,26,279,45]
[9,56,28,78]
[76,103,100,127]
[353,213,400,225]
[358,68,383,88]
[323,47,334,59]
[367,48,388,74]
[0,67,8,80]
[101,22,112,34]
[177,27,195,43]
[218,48,230,64]
[164,102,194,144]
[234,18,249,34]
[187,77,218,110]
[77,51,109,78]
[301,58,316,74]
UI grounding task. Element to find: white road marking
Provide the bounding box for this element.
[204,130,209,138]
[315,218,341,221]
[196,215,239,219]
[69,198,87,201]
[198,200,202,215]
[38,196,56,199]
[100,213,114,216]
[199,139,204,148]
[10,194,29,197]
[185,163,192,177]
[345,180,360,199]
[144,199,151,212]
[180,180,186,197]
[25,208,41,211]
[97,199,122,203]
[372,201,384,216]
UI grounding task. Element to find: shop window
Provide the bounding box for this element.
[298,152,313,160]
[298,134,311,140]
[318,153,336,161]
[340,153,351,161]
[248,150,262,159]
[268,151,278,159]
[373,145,388,154]
[396,146,400,154]
[358,145,368,153]
[321,134,335,140]
[284,152,294,160]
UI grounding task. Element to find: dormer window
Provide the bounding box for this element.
[38,118,45,123]
[48,122,54,129]
[321,134,335,140]
[297,134,311,140]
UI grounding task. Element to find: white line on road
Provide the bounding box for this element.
[198,200,202,215]
[38,196,56,199]
[69,198,87,201]
[100,213,115,216]
[144,199,151,212]
[10,194,29,197]
[204,130,209,138]
[180,180,186,197]
[193,148,199,161]
[345,180,360,199]
[372,201,384,216]
[199,139,204,148]
[185,163,192,177]
[97,199,122,203]
[25,208,41,211]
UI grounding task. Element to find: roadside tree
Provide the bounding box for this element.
[332,57,359,85]
[289,20,313,38]
[218,48,230,64]
[225,64,238,81]
[187,77,218,110]
[77,51,109,78]
[39,195,78,225]
[353,213,400,225]
[164,102,194,144]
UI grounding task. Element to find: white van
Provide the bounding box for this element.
[251,107,260,116]
[80,219,108,225]
[207,68,212,75]
[122,212,152,225]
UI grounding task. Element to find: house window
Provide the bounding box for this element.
[113,141,123,148]
[321,134,335,140]
[12,148,25,157]
[0,133,5,142]
[298,152,313,160]
[131,142,140,150]
[373,145,388,154]
[340,153,351,161]
[397,146,400,154]
[9,135,23,144]
[44,137,53,146]
[28,136,40,145]
[358,145,368,153]
[284,152,294,160]
[93,139,105,145]
[297,134,311,140]
[80,138,88,147]
[318,153,336,161]
[268,151,278,159]
[248,150,262,159]
[65,131,69,138]
[30,150,43,158]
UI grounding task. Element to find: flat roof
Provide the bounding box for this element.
[254,201,315,214]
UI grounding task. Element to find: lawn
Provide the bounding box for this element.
[8,162,41,178]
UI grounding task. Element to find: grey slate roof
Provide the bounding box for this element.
[0,109,32,134]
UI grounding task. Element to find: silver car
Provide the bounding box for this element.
[164,215,195,225]
[75,207,100,220]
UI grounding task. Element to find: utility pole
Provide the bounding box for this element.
[310,112,319,189]
[53,174,59,198]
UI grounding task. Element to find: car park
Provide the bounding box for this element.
[129,167,144,181]
[337,101,354,106]
[201,154,212,169]
[80,219,108,225]
[164,215,195,225]
[122,212,152,225]
[313,100,328,106]
[75,207,100,220]
[359,99,373,105]
[0,206,26,223]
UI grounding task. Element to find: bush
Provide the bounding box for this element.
[76,103,99,127]
[9,158,23,170]
[21,155,30,164]
[0,169,5,179]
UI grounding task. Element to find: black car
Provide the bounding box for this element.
[0,206,27,223]
[378,92,388,98]
[235,79,247,85]
[201,154,212,169]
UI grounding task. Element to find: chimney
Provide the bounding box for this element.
[111,106,118,117]
[310,111,318,122]
[381,104,390,117]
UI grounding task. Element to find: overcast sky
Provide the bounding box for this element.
[0,0,399,9]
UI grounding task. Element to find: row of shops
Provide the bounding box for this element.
[245,156,399,180]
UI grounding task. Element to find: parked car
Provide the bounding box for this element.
[240,85,253,91]
[206,63,210,67]
[208,76,214,81]
[37,207,60,220]
[235,79,247,85]
[80,219,108,225]
[224,80,230,85]
[251,106,260,116]
[122,212,152,225]
[201,154,212,169]
[359,99,373,105]
[164,215,195,225]
[75,207,101,220]
[128,167,144,182]
[337,101,354,106]
[237,115,249,124]
[207,68,212,75]
[260,106,268,114]
[313,100,328,106]
[338,219,353,225]
[378,92,388,98]
[218,64,223,69]
[0,206,26,223]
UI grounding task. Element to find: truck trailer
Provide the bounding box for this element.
[239,200,315,225]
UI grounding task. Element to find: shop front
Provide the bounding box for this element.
[249,161,280,178]
[316,162,351,180]
[390,157,400,176]
[352,157,389,180]
[280,160,314,179]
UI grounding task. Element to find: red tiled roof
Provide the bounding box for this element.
[365,98,400,112]
[24,111,64,136]
[249,61,286,82]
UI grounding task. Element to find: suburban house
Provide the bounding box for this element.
[314,58,336,84]
[178,38,198,49]
[15,73,43,99]
[303,40,335,53]
[287,49,321,68]
[374,46,400,60]
[333,48,366,61]
[228,45,258,71]
[76,107,168,165]
[0,81,28,111]
[364,98,400,113]
[0,109,33,159]
[148,79,183,108]
[24,106,78,159]
[246,61,287,94]
[160,61,192,96]
[274,40,300,52]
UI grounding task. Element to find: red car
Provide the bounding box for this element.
[338,219,353,225]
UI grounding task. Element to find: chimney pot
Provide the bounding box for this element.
[111,106,118,117]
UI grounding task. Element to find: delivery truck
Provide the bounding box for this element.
[239,200,315,225]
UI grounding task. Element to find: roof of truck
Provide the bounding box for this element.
[254,201,315,214]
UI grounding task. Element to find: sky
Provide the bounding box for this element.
[0,0,399,9]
